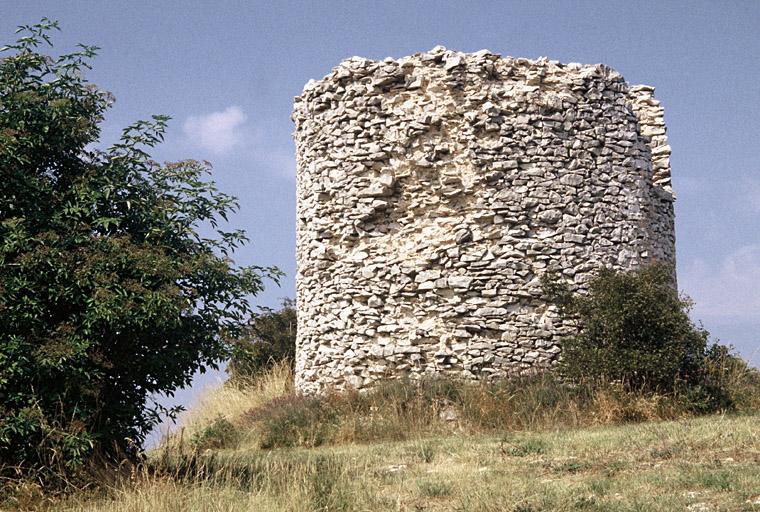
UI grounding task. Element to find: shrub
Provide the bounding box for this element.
[0,20,279,482]
[191,416,240,451]
[228,298,296,384]
[698,344,760,412]
[245,394,337,449]
[542,264,710,393]
[541,263,760,414]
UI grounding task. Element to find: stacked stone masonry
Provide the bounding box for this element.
[292,46,676,394]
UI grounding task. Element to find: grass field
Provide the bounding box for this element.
[3,358,755,512]
[8,360,757,511]
[54,413,760,512]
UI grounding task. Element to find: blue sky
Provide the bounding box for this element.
[3,1,759,417]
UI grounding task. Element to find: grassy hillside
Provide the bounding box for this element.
[56,414,760,511]
[34,362,759,512]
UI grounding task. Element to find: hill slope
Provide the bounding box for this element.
[61,413,760,512]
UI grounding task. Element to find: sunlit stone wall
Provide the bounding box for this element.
[292,46,675,393]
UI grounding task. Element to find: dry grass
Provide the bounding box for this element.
[161,360,295,449]
[11,361,760,511]
[176,367,724,452]
[52,414,760,511]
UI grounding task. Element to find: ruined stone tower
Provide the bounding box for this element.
[292,46,675,393]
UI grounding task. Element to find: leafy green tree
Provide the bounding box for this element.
[228,298,296,383]
[541,264,708,392]
[0,19,279,479]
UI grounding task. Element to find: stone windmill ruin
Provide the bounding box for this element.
[292,46,675,393]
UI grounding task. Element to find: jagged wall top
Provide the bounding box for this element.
[294,46,671,194]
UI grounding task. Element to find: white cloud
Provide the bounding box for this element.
[680,244,760,321]
[183,106,247,154]
[181,106,295,179]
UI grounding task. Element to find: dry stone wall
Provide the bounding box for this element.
[292,46,676,394]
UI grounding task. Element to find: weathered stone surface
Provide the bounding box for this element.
[448,276,474,289]
[293,47,676,394]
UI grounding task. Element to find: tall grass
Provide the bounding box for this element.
[161,360,294,451]
[172,354,760,452]
[237,374,695,450]
[9,356,760,511]
[57,451,370,512]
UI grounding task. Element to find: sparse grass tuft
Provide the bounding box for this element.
[191,416,240,451]
[417,477,453,498]
[416,441,437,463]
[503,437,547,457]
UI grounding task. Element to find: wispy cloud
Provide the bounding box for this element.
[680,244,760,321]
[180,106,295,179]
[183,106,248,154]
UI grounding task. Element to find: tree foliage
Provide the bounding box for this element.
[542,264,709,392]
[0,19,279,478]
[228,298,296,383]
